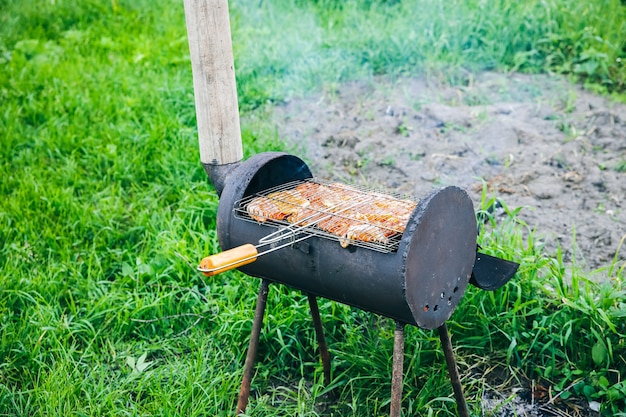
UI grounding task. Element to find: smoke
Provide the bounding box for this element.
[228,0,626,109]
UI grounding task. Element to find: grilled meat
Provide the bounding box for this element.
[246,196,285,222]
[247,189,309,222]
[346,224,389,245]
[245,181,417,248]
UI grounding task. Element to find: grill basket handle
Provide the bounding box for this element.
[199,244,258,276]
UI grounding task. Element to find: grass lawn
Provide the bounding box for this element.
[1,0,625,416]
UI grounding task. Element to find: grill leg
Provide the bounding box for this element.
[307,294,331,387]
[437,323,470,417]
[390,321,405,417]
[237,279,270,415]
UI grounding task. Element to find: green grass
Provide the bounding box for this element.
[1,0,625,416]
[229,0,626,107]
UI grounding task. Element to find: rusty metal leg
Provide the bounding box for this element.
[438,323,469,417]
[390,321,405,417]
[307,293,331,386]
[236,279,270,415]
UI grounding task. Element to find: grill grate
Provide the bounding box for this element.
[234,178,418,253]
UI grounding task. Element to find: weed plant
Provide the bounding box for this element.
[1,0,625,416]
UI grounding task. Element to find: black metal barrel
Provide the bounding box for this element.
[216,152,477,329]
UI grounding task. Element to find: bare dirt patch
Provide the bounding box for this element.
[254,72,626,416]
[267,72,626,272]
[256,73,626,417]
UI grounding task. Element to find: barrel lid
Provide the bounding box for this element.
[403,186,477,329]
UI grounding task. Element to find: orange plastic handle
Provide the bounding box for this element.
[198,244,258,276]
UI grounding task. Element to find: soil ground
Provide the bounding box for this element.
[257,72,626,416]
[268,72,626,273]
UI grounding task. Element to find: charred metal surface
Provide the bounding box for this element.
[470,252,519,291]
[203,161,242,197]
[216,152,477,329]
[403,187,477,329]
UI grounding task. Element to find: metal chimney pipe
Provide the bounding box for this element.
[183,0,243,195]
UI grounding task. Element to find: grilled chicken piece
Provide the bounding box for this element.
[295,182,330,205]
[267,189,310,214]
[246,180,418,248]
[287,206,325,226]
[246,189,309,222]
[296,182,353,208]
[372,197,416,217]
[316,214,389,248]
[317,215,352,238]
[246,196,286,222]
[357,196,416,235]
[359,213,405,236]
[346,224,389,246]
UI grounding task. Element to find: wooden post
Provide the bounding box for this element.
[183,0,243,166]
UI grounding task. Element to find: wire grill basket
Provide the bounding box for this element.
[234,178,418,253]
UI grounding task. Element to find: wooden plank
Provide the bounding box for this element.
[183,0,243,165]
